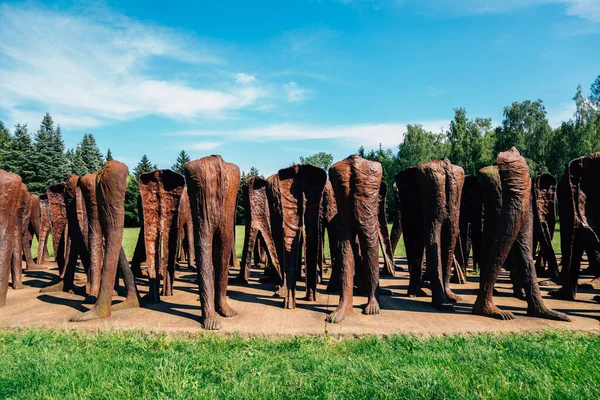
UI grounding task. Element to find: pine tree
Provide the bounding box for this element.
[106,148,114,162]
[171,150,191,175]
[133,154,157,178]
[2,124,35,185]
[67,146,88,177]
[29,113,68,193]
[80,133,104,173]
[0,120,11,164]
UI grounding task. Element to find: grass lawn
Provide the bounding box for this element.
[0,329,598,399]
[31,222,562,261]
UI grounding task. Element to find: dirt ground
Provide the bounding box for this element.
[1,258,599,335]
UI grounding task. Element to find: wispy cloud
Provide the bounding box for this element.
[189,141,223,151]
[0,4,267,129]
[171,120,449,148]
[283,82,312,102]
[547,102,576,127]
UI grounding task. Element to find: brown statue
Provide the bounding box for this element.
[456,175,482,273]
[185,156,240,330]
[378,182,396,276]
[71,161,139,321]
[10,184,31,290]
[323,181,342,293]
[472,148,569,321]
[36,194,52,266]
[80,173,103,302]
[237,175,282,284]
[532,173,559,279]
[266,173,286,293]
[551,153,600,301]
[415,159,464,311]
[278,164,327,308]
[0,170,22,307]
[389,182,402,256]
[395,168,426,297]
[45,183,69,275]
[139,169,185,302]
[176,187,195,270]
[327,155,382,323]
[22,194,42,270]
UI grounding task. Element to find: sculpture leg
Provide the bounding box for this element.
[111,248,140,311]
[326,228,355,323]
[237,226,257,284]
[358,222,380,315]
[550,230,585,300]
[214,229,237,318]
[130,227,146,278]
[196,225,219,329]
[10,225,24,290]
[162,220,178,297]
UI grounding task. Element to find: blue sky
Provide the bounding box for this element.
[0,0,599,175]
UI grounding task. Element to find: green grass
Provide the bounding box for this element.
[0,329,598,399]
[31,222,562,262]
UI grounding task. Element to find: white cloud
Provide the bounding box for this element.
[172,120,449,148]
[283,82,311,102]
[0,4,267,129]
[235,73,257,84]
[189,141,223,151]
[547,102,576,127]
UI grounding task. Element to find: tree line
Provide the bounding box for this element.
[1,75,599,226]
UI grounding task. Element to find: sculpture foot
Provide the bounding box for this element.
[111,297,140,311]
[12,282,24,290]
[304,288,317,302]
[26,263,48,271]
[527,305,570,322]
[202,315,221,330]
[363,297,380,315]
[445,289,462,303]
[40,280,72,293]
[326,304,352,323]
[216,303,238,318]
[408,287,428,298]
[284,288,296,309]
[70,307,111,322]
[549,286,575,301]
[472,300,514,320]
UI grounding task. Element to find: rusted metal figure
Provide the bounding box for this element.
[185,156,240,330]
[266,174,286,293]
[455,175,482,273]
[415,159,464,312]
[278,164,327,308]
[473,148,569,321]
[551,153,600,301]
[327,155,382,323]
[71,161,139,321]
[323,181,343,293]
[389,182,403,256]
[378,182,396,276]
[22,194,43,269]
[531,173,559,279]
[46,183,69,275]
[395,168,426,297]
[176,187,195,270]
[0,170,22,307]
[138,169,185,302]
[36,194,52,265]
[10,184,31,290]
[130,195,146,278]
[237,176,282,284]
[80,173,103,302]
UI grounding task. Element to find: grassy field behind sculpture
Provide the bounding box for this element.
[0,329,598,399]
[31,222,563,261]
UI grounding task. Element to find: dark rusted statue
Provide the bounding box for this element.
[185,156,240,330]
[22,194,43,269]
[531,173,559,279]
[46,183,69,276]
[322,181,343,293]
[0,170,22,307]
[237,175,282,284]
[80,173,103,302]
[139,169,185,302]
[10,184,31,290]
[278,164,327,308]
[378,182,396,276]
[551,153,600,301]
[327,155,382,323]
[266,173,286,293]
[389,182,403,256]
[455,175,482,273]
[72,161,139,321]
[473,148,569,321]
[36,194,52,265]
[415,159,464,311]
[395,168,426,297]
[130,195,147,278]
[176,187,195,270]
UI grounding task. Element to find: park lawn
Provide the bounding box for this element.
[31,222,562,261]
[0,329,598,399]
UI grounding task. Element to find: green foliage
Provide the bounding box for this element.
[125,154,158,227]
[172,150,191,175]
[28,114,69,194]
[236,166,260,225]
[298,152,334,170]
[447,108,495,175]
[79,133,104,172]
[1,124,34,184]
[0,120,10,163]
[105,148,114,162]
[133,154,157,178]
[1,329,598,399]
